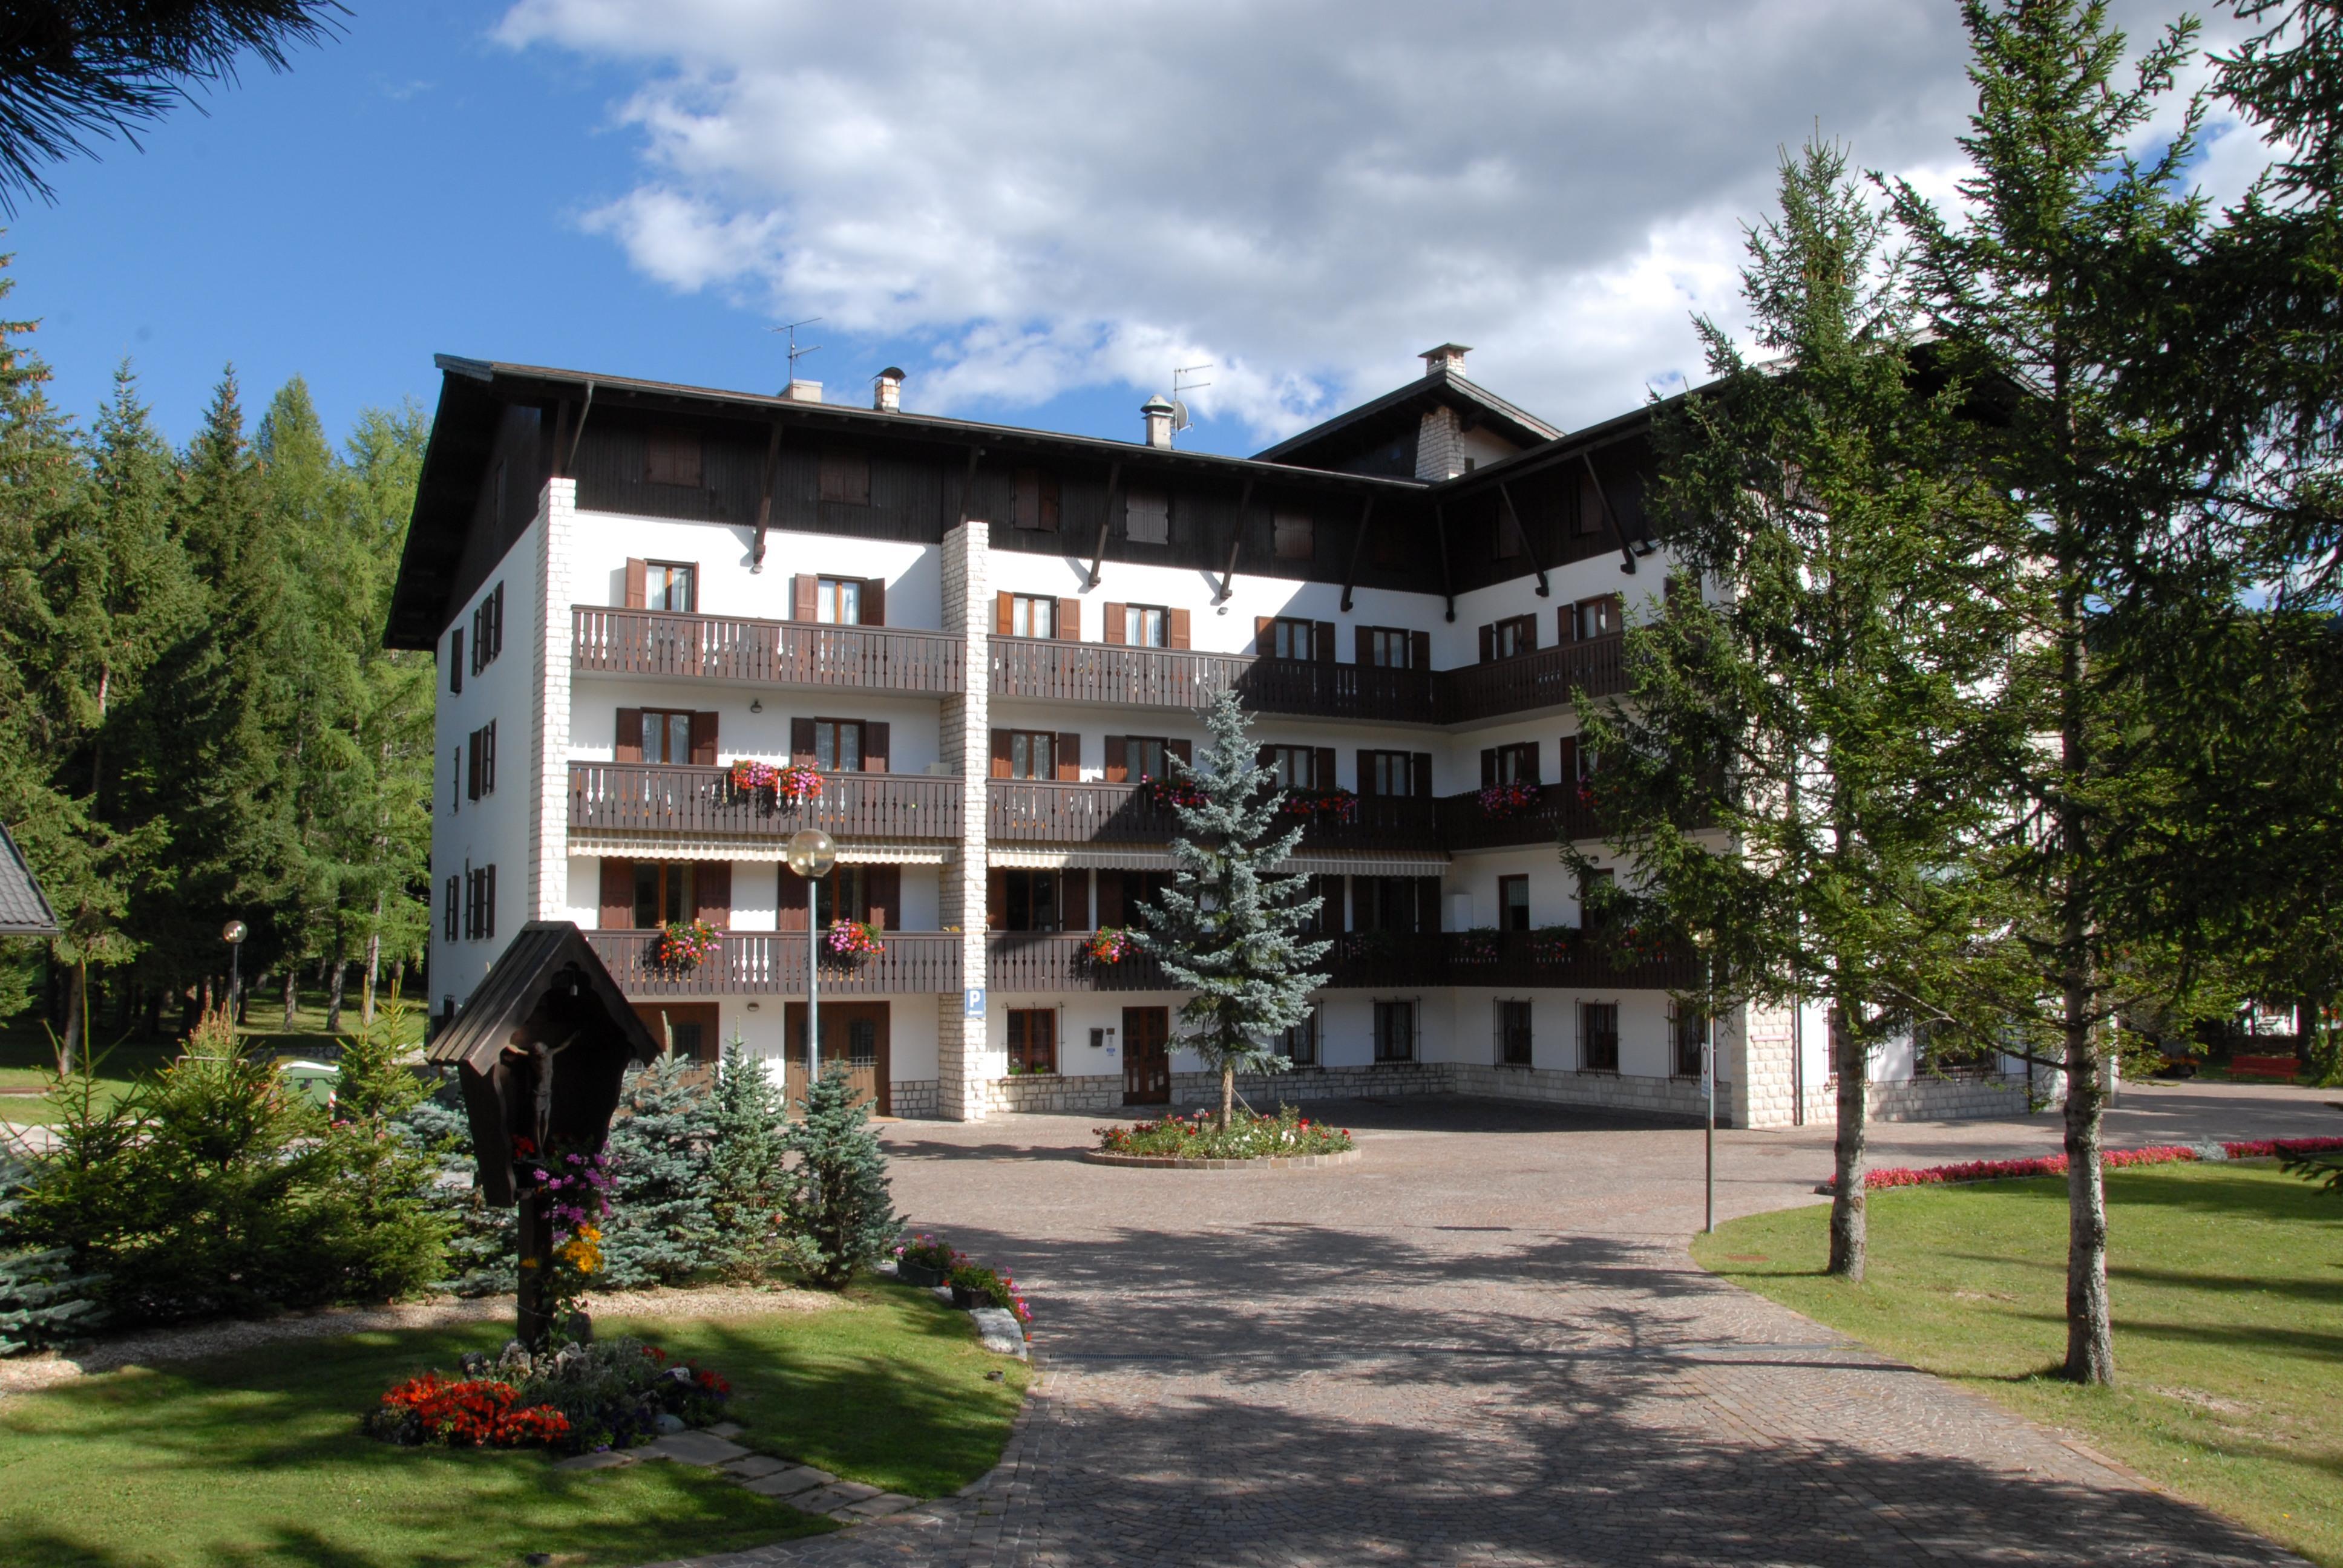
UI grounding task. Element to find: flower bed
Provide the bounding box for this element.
[948,1263,1033,1327]
[1827,1135,2343,1192]
[365,1338,731,1455]
[1094,1106,1355,1161]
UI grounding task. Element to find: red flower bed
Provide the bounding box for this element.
[1827,1135,2343,1192]
[375,1373,571,1448]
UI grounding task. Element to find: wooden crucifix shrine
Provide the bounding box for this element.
[426,921,661,1349]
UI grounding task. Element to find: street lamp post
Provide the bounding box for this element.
[221,920,247,1028]
[1694,929,1715,1235]
[784,828,838,1098]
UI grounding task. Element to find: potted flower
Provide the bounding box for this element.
[1529,924,1578,965]
[1477,780,1541,820]
[893,1234,957,1289]
[727,758,779,796]
[775,763,824,806]
[827,918,887,962]
[651,918,720,974]
[1081,927,1133,967]
[1454,926,1501,964]
[1279,786,1361,825]
[1141,774,1208,812]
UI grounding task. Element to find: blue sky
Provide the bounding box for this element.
[11,2,2263,461]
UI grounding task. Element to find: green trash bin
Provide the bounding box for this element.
[278,1059,339,1112]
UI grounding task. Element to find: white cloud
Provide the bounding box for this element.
[498,0,2270,441]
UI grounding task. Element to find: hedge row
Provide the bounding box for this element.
[1828,1135,2343,1192]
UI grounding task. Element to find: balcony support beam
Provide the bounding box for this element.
[1339,493,1377,613]
[1499,481,1550,597]
[750,420,784,574]
[1086,460,1122,590]
[1215,476,1254,604]
[1581,452,1639,575]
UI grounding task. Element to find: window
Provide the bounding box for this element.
[1360,750,1418,797]
[1263,745,1322,791]
[1358,877,1424,933]
[464,864,498,941]
[1560,734,1599,794]
[1008,595,1057,639]
[1123,604,1169,647]
[1499,999,1533,1067]
[632,862,696,929]
[1484,742,1538,787]
[467,721,497,800]
[1001,869,1061,932]
[470,583,505,673]
[448,627,463,694]
[1008,1009,1057,1074]
[1570,594,1621,642]
[1003,730,1057,780]
[443,876,458,941]
[816,577,862,626]
[1364,627,1415,669]
[1581,1002,1620,1073]
[1374,1000,1417,1063]
[1577,866,1616,927]
[819,447,871,505]
[1013,468,1060,532]
[1499,875,1531,933]
[1280,1007,1320,1067]
[813,719,866,773]
[646,427,703,487]
[1673,1005,1709,1080]
[1265,617,1318,661]
[641,709,695,765]
[1493,613,1537,659]
[1122,736,1168,782]
[812,864,868,927]
[644,563,696,613]
[1272,509,1314,560]
[1124,487,1169,544]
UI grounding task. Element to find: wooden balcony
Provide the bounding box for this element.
[570,762,960,841]
[572,607,965,695]
[987,641,1444,724]
[1443,635,1626,722]
[586,929,963,997]
[1323,930,1702,991]
[985,780,1442,854]
[986,932,1176,993]
[1434,784,1602,851]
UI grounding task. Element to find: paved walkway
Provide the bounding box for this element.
[661,1080,2340,1568]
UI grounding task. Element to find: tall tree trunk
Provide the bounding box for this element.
[362,907,382,1025]
[389,957,405,1007]
[1221,1060,1235,1129]
[56,960,85,1076]
[326,959,347,1034]
[1826,1000,1868,1279]
[2058,590,2117,1385]
[283,967,298,1031]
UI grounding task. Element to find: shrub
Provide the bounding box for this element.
[894,1233,955,1274]
[600,1052,718,1289]
[318,1004,450,1303]
[0,1152,103,1355]
[706,1036,804,1282]
[1830,1135,2343,1191]
[782,1063,899,1289]
[397,1076,516,1297]
[1095,1106,1354,1160]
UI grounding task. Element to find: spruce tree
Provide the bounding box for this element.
[707,1034,798,1281]
[0,1152,102,1353]
[599,1051,718,1289]
[1130,690,1329,1128]
[318,1002,448,1302]
[782,1063,898,1289]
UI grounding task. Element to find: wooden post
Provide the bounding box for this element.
[517,1184,554,1351]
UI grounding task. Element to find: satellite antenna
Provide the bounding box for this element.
[771,318,824,388]
[1170,362,1213,437]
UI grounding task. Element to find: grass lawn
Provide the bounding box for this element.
[1694,1161,2343,1567]
[0,1282,1029,1568]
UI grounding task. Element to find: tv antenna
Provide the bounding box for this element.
[1170,362,1213,437]
[772,318,824,384]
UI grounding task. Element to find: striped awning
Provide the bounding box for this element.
[568,831,951,866]
[988,846,1448,877]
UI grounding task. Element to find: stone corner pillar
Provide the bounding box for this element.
[1727,999,1799,1131]
[530,477,578,921]
[936,520,992,1120]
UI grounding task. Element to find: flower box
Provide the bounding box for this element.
[652,919,720,973]
[1477,780,1541,820]
[1081,927,1133,966]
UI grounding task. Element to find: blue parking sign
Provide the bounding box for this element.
[963,987,986,1018]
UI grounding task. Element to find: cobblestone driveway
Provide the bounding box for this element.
[651,1082,2335,1568]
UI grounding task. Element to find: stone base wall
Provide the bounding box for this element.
[983,1072,1129,1116]
[889,1079,941,1120]
[1454,1063,1722,1122]
[1858,1074,2035,1122]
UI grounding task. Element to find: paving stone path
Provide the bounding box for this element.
[644,1082,2338,1568]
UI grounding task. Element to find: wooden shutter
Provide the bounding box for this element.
[1411,630,1430,670]
[688,711,719,765]
[1314,621,1336,663]
[1412,752,1433,799]
[1103,604,1126,644]
[1314,747,1337,792]
[791,717,817,768]
[614,708,645,763]
[1354,624,1372,665]
[1014,467,1040,530]
[791,574,818,622]
[1168,608,1190,650]
[695,861,732,929]
[1057,597,1081,641]
[867,865,900,931]
[1357,749,1378,797]
[1481,748,1498,788]
[1418,877,1443,933]
[861,577,885,626]
[625,558,647,609]
[1559,736,1579,786]
[989,730,1012,779]
[1559,604,1574,645]
[1096,870,1125,927]
[865,722,891,774]
[467,732,481,801]
[1168,738,1194,769]
[997,592,1015,636]
[987,868,1008,930]
[1064,867,1092,932]
[1103,736,1127,783]
[1257,616,1276,655]
[777,866,808,931]
[599,858,634,929]
[450,629,464,693]
[1056,733,1082,782]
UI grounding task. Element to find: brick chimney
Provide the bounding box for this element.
[1141,394,1176,449]
[1420,342,1471,377]
[873,367,904,413]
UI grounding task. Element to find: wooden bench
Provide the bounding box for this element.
[2229,1053,2301,1080]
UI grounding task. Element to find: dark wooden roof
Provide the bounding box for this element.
[0,824,56,936]
[1251,367,1562,471]
[425,921,660,1076]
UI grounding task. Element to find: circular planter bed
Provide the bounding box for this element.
[1081,1147,1362,1171]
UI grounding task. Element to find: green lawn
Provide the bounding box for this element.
[0,1283,1029,1567]
[1694,1161,2343,1567]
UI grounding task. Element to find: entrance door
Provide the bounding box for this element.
[1122,1005,1170,1105]
[632,1002,720,1063]
[784,1001,891,1114]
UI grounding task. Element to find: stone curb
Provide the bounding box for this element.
[1080,1147,1361,1171]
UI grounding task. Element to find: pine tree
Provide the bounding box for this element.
[707,1035,799,1281]
[1130,690,1329,1127]
[318,1001,448,1302]
[600,1052,718,1289]
[782,1063,898,1289]
[1577,137,2037,1280]
[0,1152,103,1353]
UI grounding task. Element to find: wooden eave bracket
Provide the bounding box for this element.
[562,379,595,479]
[1581,451,1638,575]
[1339,493,1377,613]
[1215,477,1255,603]
[1086,460,1122,590]
[750,420,784,573]
[1499,480,1551,597]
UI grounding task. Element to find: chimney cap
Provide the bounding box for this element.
[1420,343,1473,373]
[1141,393,1176,413]
[875,366,906,382]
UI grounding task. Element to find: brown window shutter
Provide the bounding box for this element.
[989,729,1012,779]
[1168,608,1190,650]
[689,710,719,765]
[598,858,635,929]
[987,867,1007,930]
[777,866,808,931]
[1411,630,1430,670]
[1096,869,1125,927]
[1354,624,1372,666]
[1481,748,1497,788]
[1314,621,1336,663]
[1256,616,1276,655]
[1103,736,1127,784]
[792,573,818,622]
[1478,624,1496,662]
[614,708,645,763]
[1559,604,1575,644]
[861,577,885,626]
[1104,604,1126,645]
[997,591,1015,636]
[790,717,816,767]
[867,864,900,931]
[1056,733,1082,782]
[1418,877,1442,932]
[695,861,732,929]
[1014,467,1040,529]
[1168,738,1194,769]
[1412,752,1433,799]
[467,733,480,801]
[1057,597,1081,641]
[1357,749,1377,797]
[625,558,647,609]
[1064,867,1092,932]
[1314,747,1336,792]
[864,721,890,773]
[1559,736,1579,785]
[1256,743,1276,772]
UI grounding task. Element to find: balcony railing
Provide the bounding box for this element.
[585,929,963,996]
[1324,930,1702,991]
[985,779,1442,854]
[1434,783,1602,851]
[1444,636,1626,722]
[572,607,965,694]
[571,763,960,841]
[987,932,1175,993]
[986,640,1446,724]
[1234,658,1442,725]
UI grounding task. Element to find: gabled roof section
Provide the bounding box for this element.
[1252,368,1562,472]
[0,824,57,936]
[425,921,660,1076]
